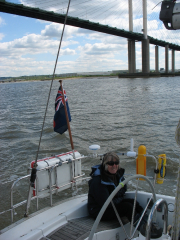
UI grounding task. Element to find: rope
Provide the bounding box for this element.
[152,1,163,10]
[34,0,72,166]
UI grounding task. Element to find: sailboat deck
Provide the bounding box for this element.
[40,216,122,240]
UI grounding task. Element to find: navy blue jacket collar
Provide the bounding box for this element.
[90,164,125,187]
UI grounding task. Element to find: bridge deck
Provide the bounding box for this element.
[1,1,180,50]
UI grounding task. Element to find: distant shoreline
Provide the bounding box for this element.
[0,75,118,83]
[1,72,180,83]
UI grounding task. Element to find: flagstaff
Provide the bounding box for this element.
[59,80,75,158]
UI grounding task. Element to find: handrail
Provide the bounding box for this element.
[10,174,30,223]
[27,155,85,172]
[8,174,86,222]
[2,155,87,223]
[146,198,168,240]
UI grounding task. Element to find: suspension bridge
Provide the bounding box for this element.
[0,0,179,75]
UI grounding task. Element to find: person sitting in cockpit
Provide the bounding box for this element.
[88,152,143,222]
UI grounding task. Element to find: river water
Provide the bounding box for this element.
[0,76,180,230]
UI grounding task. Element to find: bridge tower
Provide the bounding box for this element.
[142,0,150,73]
[128,0,150,74]
[128,0,136,73]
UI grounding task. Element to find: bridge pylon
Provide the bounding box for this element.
[128,39,136,73]
[142,38,150,73]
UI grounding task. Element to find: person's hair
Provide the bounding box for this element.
[102,152,120,171]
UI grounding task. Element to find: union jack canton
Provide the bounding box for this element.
[55,88,67,112]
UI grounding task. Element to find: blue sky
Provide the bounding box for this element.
[0,0,180,77]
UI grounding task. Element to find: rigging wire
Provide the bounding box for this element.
[152,1,163,11]
[34,0,71,164]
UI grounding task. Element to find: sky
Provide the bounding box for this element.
[0,0,180,77]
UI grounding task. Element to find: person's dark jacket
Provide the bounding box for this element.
[88,164,127,218]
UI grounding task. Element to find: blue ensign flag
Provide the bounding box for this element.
[53,86,71,134]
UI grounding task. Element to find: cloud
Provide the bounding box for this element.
[0,34,55,57]
[0,33,4,41]
[0,16,5,26]
[0,57,55,76]
[0,16,5,40]
[55,55,127,74]
[0,20,127,59]
[0,20,130,77]
[2,0,179,77]
[78,42,125,57]
[148,20,159,31]
[41,22,94,40]
[41,23,63,38]
[0,28,77,59]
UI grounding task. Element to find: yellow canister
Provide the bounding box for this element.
[156,154,166,184]
[136,145,146,180]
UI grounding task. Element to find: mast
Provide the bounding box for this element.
[173,119,180,240]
